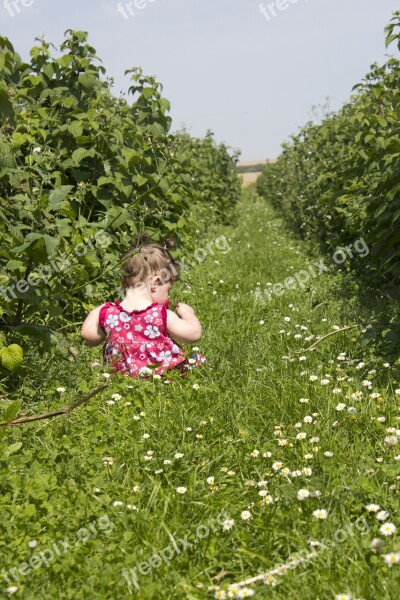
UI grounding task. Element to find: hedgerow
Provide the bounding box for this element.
[256,11,400,283]
[0,30,240,392]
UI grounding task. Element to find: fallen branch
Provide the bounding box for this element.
[1,383,110,427]
[293,324,359,354]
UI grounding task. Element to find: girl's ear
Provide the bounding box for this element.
[149,274,161,291]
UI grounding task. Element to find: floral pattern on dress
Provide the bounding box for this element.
[144,325,160,339]
[99,299,189,378]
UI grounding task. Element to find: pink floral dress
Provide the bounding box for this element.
[99,299,204,378]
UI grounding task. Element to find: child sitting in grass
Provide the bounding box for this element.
[80,235,206,378]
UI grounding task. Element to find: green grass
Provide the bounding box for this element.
[1,187,400,599]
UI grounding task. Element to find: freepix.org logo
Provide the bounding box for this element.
[255,237,369,305]
[259,0,311,22]
[3,0,34,17]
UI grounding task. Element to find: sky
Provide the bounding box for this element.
[1,0,399,161]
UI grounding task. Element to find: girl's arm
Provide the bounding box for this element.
[81,305,106,347]
[166,303,202,344]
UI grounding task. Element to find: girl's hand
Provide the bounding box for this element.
[167,303,202,343]
[175,302,195,318]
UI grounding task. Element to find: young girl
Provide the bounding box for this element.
[80,235,206,378]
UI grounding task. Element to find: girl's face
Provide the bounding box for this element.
[150,279,172,304]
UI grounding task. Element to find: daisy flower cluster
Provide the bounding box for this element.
[215,586,255,598]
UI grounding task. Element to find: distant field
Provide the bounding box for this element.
[236,159,274,186]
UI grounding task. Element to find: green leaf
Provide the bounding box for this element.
[72,147,95,165]
[0,86,14,123]
[80,250,100,270]
[6,441,22,455]
[9,225,26,244]
[141,87,154,100]
[357,475,378,494]
[5,259,25,271]
[1,344,23,372]
[68,121,83,138]
[43,234,60,258]
[0,139,16,168]
[2,399,22,422]
[78,72,97,90]
[385,33,398,48]
[47,185,74,210]
[382,462,400,477]
[97,176,114,187]
[135,174,148,187]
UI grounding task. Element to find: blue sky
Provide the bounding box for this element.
[1,0,398,161]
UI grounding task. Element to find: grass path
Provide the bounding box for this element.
[1,188,400,599]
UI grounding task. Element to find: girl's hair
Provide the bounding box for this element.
[121,234,179,290]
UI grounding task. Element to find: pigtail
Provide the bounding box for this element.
[163,237,177,250]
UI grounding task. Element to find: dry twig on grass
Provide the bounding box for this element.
[0,383,110,427]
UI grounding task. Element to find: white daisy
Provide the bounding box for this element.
[376,510,389,521]
[237,589,255,598]
[241,510,252,520]
[383,552,400,566]
[365,504,380,512]
[272,462,283,471]
[297,489,310,500]
[313,508,328,520]
[6,587,18,595]
[384,436,398,446]
[222,519,235,531]
[379,522,396,536]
